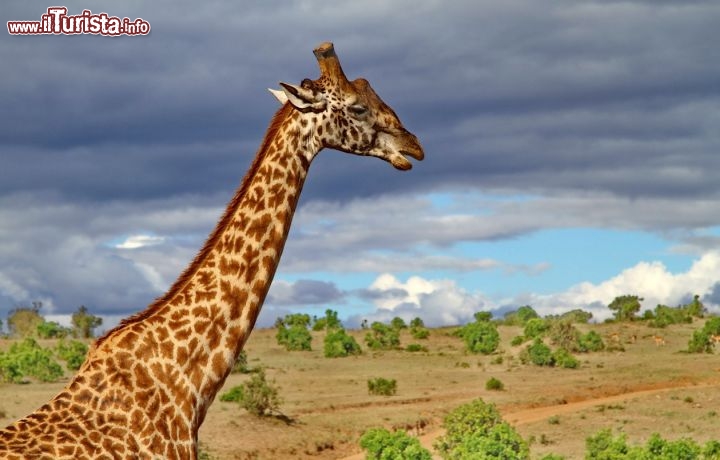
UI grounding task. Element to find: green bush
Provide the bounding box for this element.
[275,314,312,351]
[324,329,362,358]
[37,321,70,339]
[391,317,408,330]
[219,385,244,402]
[459,321,500,355]
[485,377,504,391]
[434,398,528,459]
[411,327,430,340]
[511,335,526,347]
[367,377,397,396]
[521,339,554,366]
[548,320,581,352]
[405,343,427,353]
[523,318,550,339]
[236,368,282,417]
[688,317,720,353]
[360,427,432,460]
[552,348,579,369]
[579,331,605,352]
[55,339,88,370]
[0,338,64,383]
[365,322,401,350]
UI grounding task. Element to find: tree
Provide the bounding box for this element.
[275,313,312,351]
[607,295,643,322]
[390,317,407,330]
[324,329,362,358]
[360,428,432,460]
[71,305,102,339]
[312,309,343,331]
[7,302,44,338]
[365,322,400,350]
[685,294,707,318]
[434,398,529,460]
[37,321,70,339]
[459,321,500,355]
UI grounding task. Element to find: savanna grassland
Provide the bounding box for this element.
[2,321,720,459]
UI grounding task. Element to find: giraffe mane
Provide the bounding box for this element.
[95,103,295,347]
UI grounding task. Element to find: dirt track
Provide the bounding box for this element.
[341,380,720,459]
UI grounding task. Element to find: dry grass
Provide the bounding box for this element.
[2,322,720,459]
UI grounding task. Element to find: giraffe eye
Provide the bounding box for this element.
[348,104,368,116]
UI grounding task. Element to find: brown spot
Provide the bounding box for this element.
[211,352,226,377]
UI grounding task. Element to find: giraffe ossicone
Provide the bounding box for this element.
[0,42,423,459]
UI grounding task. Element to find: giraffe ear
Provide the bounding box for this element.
[268,88,288,105]
[278,82,326,111]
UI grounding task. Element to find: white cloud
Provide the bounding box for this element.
[355,252,720,327]
[115,234,165,250]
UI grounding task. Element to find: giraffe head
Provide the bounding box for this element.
[269,42,424,170]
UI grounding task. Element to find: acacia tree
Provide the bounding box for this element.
[7,302,44,338]
[71,305,103,339]
[608,295,643,322]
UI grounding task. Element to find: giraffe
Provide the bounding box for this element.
[0,42,423,459]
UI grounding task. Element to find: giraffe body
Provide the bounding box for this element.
[0,43,423,459]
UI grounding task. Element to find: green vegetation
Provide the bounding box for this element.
[405,343,427,352]
[367,377,397,396]
[390,317,408,330]
[521,338,554,366]
[410,317,430,339]
[502,305,539,326]
[365,322,400,350]
[579,330,605,352]
[524,318,550,339]
[607,295,643,322]
[232,368,282,417]
[7,302,44,338]
[219,385,244,402]
[55,339,88,370]
[485,377,504,391]
[37,321,70,339]
[275,313,313,351]
[585,428,720,459]
[360,428,432,460]
[434,398,529,459]
[71,305,103,338]
[312,309,343,331]
[323,328,362,358]
[0,338,64,383]
[688,317,720,353]
[458,317,500,355]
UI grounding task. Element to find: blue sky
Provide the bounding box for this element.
[2,1,720,331]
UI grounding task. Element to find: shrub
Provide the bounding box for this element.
[521,339,554,366]
[360,428,432,460]
[324,329,362,358]
[405,343,427,353]
[0,338,64,383]
[523,318,550,338]
[365,322,400,350]
[55,339,88,371]
[688,317,720,353]
[391,317,408,330]
[275,314,312,351]
[511,335,526,347]
[579,331,605,352]
[548,320,581,352]
[459,321,500,355]
[219,385,244,402]
[409,317,425,329]
[411,327,430,340]
[552,348,579,369]
[485,377,504,391]
[237,368,282,416]
[434,398,528,459]
[37,321,70,339]
[367,377,397,396]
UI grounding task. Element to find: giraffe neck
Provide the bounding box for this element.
[89,103,317,434]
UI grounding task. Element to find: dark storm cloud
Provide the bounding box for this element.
[2,0,720,322]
